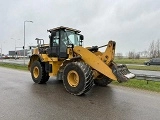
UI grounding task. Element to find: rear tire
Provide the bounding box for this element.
[31,61,49,84]
[94,75,112,87]
[63,62,94,96]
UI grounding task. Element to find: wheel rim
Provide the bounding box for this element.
[67,70,79,87]
[33,66,39,78]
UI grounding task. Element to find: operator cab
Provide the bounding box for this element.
[47,26,84,58]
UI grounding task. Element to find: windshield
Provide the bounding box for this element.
[65,30,80,46]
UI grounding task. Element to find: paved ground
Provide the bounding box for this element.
[130,69,160,76]
[0,67,160,120]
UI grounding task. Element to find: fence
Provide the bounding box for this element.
[135,74,160,84]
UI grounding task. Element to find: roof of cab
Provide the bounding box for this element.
[47,26,81,33]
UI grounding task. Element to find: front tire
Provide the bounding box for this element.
[31,61,49,84]
[63,62,94,96]
[94,75,112,87]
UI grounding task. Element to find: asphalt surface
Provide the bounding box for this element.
[0,67,160,120]
[130,69,160,76]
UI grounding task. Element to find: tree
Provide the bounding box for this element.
[148,39,160,58]
[135,53,140,59]
[128,51,135,59]
[116,53,123,59]
[156,39,160,57]
[148,40,155,58]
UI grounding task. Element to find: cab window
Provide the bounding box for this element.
[52,31,59,46]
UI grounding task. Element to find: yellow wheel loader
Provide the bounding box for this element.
[28,26,135,95]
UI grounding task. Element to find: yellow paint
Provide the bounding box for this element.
[33,48,39,54]
[33,66,39,78]
[28,53,63,77]
[41,54,49,61]
[28,55,40,71]
[51,57,59,61]
[49,61,63,76]
[28,41,117,81]
[101,41,115,65]
[67,70,79,87]
[67,48,74,59]
[73,46,117,80]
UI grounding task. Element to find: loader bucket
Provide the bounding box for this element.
[111,62,135,82]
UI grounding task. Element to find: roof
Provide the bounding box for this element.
[47,26,81,33]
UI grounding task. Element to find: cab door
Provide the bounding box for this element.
[59,30,68,58]
[48,31,60,57]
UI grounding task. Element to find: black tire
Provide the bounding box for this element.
[94,75,112,87]
[31,61,49,84]
[146,63,150,66]
[63,62,94,96]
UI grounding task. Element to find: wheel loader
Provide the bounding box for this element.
[28,26,135,95]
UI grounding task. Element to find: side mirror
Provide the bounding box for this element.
[80,35,84,40]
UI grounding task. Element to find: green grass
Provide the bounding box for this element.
[114,58,149,64]
[127,65,160,71]
[112,79,160,92]
[0,62,28,71]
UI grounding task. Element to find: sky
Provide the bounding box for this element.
[0,0,160,55]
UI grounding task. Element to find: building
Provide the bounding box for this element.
[9,50,27,57]
[8,46,36,58]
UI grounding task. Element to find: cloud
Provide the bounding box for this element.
[0,0,160,55]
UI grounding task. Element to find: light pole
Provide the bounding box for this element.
[24,20,33,65]
[0,42,5,61]
[0,41,5,60]
[11,38,20,59]
[0,44,2,59]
